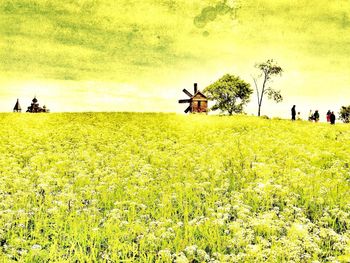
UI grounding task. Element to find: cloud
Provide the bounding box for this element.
[1,0,350,115]
[2,0,350,83]
[0,0,198,80]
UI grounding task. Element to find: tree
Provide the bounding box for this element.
[252,59,283,116]
[204,74,253,115]
[339,106,350,123]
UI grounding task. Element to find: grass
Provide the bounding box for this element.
[0,112,349,262]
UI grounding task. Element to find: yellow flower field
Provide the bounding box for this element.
[0,113,349,262]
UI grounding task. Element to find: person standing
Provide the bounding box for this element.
[330,111,336,125]
[314,110,320,122]
[291,105,296,121]
[326,110,331,122]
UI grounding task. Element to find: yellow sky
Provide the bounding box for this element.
[1,0,350,119]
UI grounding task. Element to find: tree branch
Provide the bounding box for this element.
[259,73,268,107]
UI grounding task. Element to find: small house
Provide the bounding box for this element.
[179,83,208,113]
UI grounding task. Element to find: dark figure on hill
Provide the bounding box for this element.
[326,110,331,122]
[330,111,336,125]
[314,110,320,122]
[291,105,296,121]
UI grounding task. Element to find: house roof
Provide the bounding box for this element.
[192,90,207,99]
[13,99,21,110]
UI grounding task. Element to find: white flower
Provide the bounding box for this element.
[175,252,189,263]
[17,249,28,255]
[177,221,184,227]
[31,244,42,250]
[184,245,197,257]
[197,249,210,261]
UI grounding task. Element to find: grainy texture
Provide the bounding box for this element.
[1,1,350,114]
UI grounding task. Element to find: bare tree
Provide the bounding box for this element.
[252,59,283,116]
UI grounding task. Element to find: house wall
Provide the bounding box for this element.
[191,99,207,113]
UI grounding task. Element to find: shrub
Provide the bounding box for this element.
[339,106,350,123]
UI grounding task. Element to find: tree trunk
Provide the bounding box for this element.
[257,74,267,117]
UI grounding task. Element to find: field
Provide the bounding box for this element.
[0,113,350,262]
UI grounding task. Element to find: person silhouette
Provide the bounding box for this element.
[314,110,320,122]
[330,111,336,125]
[326,110,331,122]
[291,105,296,121]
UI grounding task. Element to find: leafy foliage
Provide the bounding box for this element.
[266,89,283,103]
[204,74,253,115]
[339,105,350,123]
[252,59,283,116]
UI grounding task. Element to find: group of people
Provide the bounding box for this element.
[325,110,336,124]
[291,105,336,124]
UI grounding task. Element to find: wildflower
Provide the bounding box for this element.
[197,249,210,261]
[184,245,197,257]
[177,221,184,227]
[175,252,189,263]
[17,249,28,255]
[31,244,42,250]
